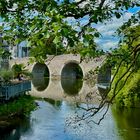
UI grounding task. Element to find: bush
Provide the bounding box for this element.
[12,63,31,79]
[0,95,37,117]
[0,69,14,84]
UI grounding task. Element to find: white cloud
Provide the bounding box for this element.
[102,41,118,50]
[94,12,133,51]
[96,38,119,51]
[65,9,134,51]
[96,12,133,35]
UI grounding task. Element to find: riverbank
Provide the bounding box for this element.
[109,68,140,108]
[0,95,37,128]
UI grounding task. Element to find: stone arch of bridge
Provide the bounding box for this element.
[31,63,50,92]
[32,63,50,78]
[60,60,84,79]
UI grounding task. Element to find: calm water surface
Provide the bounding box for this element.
[1,78,140,140]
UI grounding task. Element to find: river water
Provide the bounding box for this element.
[1,78,140,140]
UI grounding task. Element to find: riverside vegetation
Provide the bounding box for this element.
[0,95,37,128]
[108,25,140,108]
[0,64,36,127]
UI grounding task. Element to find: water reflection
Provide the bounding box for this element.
[3,98,140,140]
[98,87,109,100]
[2,87,140,140]
[44,98,62,108]
[5,66,140,140]
[61,78,83,96]
[32,77,49,91]
[112,106,140,140]
[0,117,30,140]
[30,77,100,104]
[8,100,119,140]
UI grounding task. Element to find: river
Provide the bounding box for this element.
[1,78,140,140]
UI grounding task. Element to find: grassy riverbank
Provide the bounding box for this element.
[109,68,140,108]
[0,95,37,127]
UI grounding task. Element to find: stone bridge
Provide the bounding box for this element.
[9,54,106,79]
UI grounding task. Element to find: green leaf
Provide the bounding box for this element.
[94,32,100,38]
[53,36,60,44]
[115,12,121,19]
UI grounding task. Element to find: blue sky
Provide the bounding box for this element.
[66,6,140,51]
[94,7,140,51]
[128,7,140,13]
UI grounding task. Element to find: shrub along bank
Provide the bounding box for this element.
[111,68,140,108]
[0,95,37,127]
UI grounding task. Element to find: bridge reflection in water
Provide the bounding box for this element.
[30,59,111,103]
[32,77,50,92]
[61,62,83,96]
[30,77,101,104]
[61,78,83,96]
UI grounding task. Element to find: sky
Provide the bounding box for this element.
[66,6,140,51]
[94,7,140,51]
[94,12,132,51]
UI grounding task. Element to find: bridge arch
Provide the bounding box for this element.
[32,63,50,92]
[32,63,50,78]
[61,60,83,79]
[97,64,111,99]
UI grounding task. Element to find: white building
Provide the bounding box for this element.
[0,20,30,59]
[13,41,30,58]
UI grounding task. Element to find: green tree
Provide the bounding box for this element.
[0,0,139,62]
[70,25,140,123]
[106,25,140,106]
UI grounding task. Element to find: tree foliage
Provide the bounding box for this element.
[0,0,139,62]
[12,63,31,79]
[107,25,140,104]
